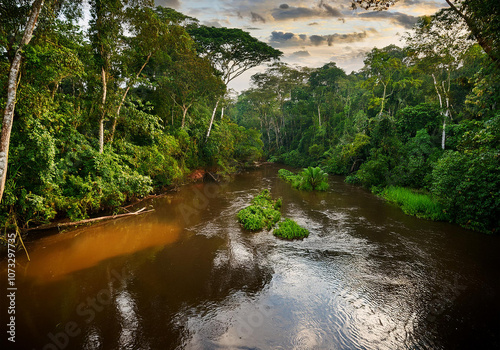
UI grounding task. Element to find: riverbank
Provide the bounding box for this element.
[377,186,447,221]
[0,161,261,253]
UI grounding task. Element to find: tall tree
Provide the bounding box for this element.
[163,52,224,128]
[309,62,346,126]
[187,25,282,140]
[361,45,413,119]
[89,0,124,153]
[109,6,192,143]
[88,0,153,153]
[0,0,44,203]
[404,10,474,149]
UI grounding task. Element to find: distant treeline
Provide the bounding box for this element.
[229,7,499,234]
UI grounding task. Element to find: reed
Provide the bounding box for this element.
[381,186,446,221]
[273,218,309,240]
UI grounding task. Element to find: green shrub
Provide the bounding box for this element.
[324,133,371,175]
[431,149,500,233]
[353,155,391,189]
[382,186,446,221]
[237,190,282,230]
[279,167,329,191]
[281,150,308,168]
[278,169,297,182]
[395,103,441,142]
[273,218,309,240]
[300,167,329,191]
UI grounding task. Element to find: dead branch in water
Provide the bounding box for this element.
[23,207,155,233]
[206,171,219,182]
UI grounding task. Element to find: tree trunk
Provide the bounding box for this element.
[110,52,151,145]
[220,107,224,120]
[379,82,387,117]
[441,110,447,150]
[265,113,271,149]
[442,79,451,150]
[432,73,448,150]
[206,98,220,141]
[99,67,107,154]
[318,105,321,127]
[181,107,188,129]
[432,74,443,109]
[0,0,44,203]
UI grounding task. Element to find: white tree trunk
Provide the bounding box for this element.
[220,107,224,120]
[442,84,451,150]
[99,67,107,154]
[432,73,447,150]
[206,99,220,141]
[0,0,44,203]
[441,110,447,150]
[181,107,188,129]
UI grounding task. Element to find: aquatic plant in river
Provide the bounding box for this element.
[237,190,281,230]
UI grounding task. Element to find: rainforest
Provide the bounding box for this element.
[1,1,500,348]
[1,1,499,235]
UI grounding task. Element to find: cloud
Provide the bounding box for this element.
[331,46,372,62]
[308,22,319,26]
[290,50,311,58]
[271,31,297,42]
[202,20,222,27]
[251,12,266,23]
[398,0,443,10]
[357,11,418,29]
[154,0,180,8]
[269,30,373,48]
[309,32,370,46]
[319,1,342,17]
[271,3,343,21]
[310,35,326,46]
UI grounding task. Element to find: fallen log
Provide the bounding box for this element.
[23,207,155,233]
[206,171,219,182]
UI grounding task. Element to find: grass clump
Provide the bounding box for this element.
[381,186,447,221]
[273,218,309,240]
[278,167,329,191]
[278,169,297,182]
[237,190,282,230]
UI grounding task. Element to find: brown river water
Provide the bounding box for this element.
[2,164,500,349]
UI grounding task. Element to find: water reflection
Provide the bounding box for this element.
[18,216,180,282]
[4,164,500,349]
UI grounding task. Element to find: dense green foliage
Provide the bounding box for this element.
[381,187,446,221]
[2,1,499,236]
[231,9,500,234]
[278,167,329,191]
[273,218,309,240]
[237,190,282,231]
[0,3,274,230]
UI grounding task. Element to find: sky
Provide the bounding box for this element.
[154,0,448,92]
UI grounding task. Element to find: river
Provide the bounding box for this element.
[2,164,500,349]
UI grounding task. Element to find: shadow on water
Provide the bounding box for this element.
[2,164,500,349]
